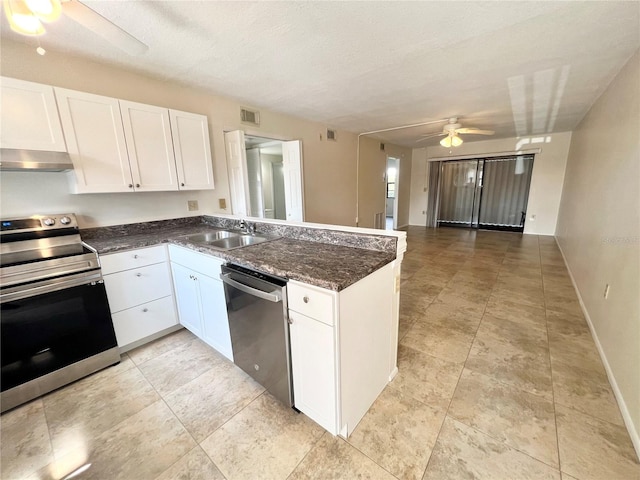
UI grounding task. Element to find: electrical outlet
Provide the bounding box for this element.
[187,200,198,211]
[219,198,227,209]
[604,284,610,299]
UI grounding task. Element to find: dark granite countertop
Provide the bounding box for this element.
[84,224,395,291]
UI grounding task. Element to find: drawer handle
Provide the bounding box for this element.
[135,273,142,277]
[142,308,148,313]
[303,296,309,303]
[133,255,139,259]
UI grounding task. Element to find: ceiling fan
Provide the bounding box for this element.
[3,0,148,55]
[418,117,495,147]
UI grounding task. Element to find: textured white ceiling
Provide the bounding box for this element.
[2,1,639,146]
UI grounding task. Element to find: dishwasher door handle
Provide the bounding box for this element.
[220,273,282,303]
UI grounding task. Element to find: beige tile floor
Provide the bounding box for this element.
[2,227,639,479]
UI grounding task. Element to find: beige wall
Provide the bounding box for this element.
[408,132,572,234]
[0,40,384,228]
[556,50,640,451]
[356,138,412,229]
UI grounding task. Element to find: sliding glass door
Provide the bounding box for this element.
[437,155,534,232]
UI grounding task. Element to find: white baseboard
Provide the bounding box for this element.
[555,237,640,460]
[388,366,399,382]
[396,223,409,230]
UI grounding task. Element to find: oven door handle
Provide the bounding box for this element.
[0,271,104,304]
[220,273,282,303]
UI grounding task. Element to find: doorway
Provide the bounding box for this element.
[385,157,399,230]
[223,131,304,221]
[437,155,534,232]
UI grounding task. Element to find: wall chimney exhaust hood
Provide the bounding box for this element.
[0,149,73,172]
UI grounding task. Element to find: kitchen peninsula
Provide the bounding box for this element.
[83,214,406,438]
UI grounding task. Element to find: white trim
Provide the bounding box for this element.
[427,148,541,162]
[555,236,640,460]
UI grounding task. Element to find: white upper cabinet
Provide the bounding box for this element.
[0,77,66,152]
[120,100,179,192]
[170,109,214,190]
[55,87,134,193]
[54,85,214,194]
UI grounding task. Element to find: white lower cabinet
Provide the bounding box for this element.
[288,262,395,438]
[102,245,179,352]
[289,310,337,434]
[169,245,233,361]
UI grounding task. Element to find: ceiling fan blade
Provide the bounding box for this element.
[416,133,447,143]
[418,132,447,139]
[62,0,149,56]
[455,128,495,135]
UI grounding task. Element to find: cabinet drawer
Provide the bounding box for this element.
[104,262,173,313]
[288,281,335,326]
[168,244,224,277]
[111,296,177,348]
[100,245,167,274]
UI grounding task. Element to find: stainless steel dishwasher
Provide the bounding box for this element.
[220,264,293,407]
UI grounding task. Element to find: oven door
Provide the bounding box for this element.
[1,271,118,393]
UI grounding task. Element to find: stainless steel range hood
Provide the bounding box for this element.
[0,149,73,172]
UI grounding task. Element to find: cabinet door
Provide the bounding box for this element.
[55,87,133,193]
[169,110,214,190]
[171,262,203,337]
[0,77,66,152]
[120,100,179,192]
[289,310,337,434]
[198,274,233,361]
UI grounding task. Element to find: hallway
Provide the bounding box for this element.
[391,226,639,479]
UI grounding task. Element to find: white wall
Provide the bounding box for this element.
[556,50,640,453]
[408,133,572,234]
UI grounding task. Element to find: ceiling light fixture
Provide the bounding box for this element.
[3,0,61,36]
[440,133,463,148]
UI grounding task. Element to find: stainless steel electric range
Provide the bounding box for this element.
[0,213,119,412]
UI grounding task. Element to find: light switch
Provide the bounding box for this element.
[219,198,227,209]
[187,200,198,211]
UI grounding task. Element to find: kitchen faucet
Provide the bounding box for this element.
[238,219,255,234]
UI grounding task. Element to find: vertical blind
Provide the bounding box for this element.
[479,155,534,227]
[430,154,535,230]
[438,160,478,225]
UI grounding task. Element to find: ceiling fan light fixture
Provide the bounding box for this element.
[440,134,463,148]
[24,0,61,22]
[4,0,45,35]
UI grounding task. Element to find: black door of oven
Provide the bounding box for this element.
[1,273,118,392]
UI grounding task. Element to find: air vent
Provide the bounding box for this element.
[327,129,337,141]
[380,143,385,151]
[240,108,260,126]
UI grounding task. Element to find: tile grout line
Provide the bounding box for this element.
[540,236,565,476]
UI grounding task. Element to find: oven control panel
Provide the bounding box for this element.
[1,214,78,233]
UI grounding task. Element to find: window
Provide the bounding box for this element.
[386,167,397,198]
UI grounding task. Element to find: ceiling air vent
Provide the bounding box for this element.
[327,129,337,141]
[240,108,260,126]
[380,143,385,151]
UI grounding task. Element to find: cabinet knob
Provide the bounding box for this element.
[181,182,185,187]
[133,254,139,259]
[303,296,309,303]
[142,308,148,313]
[135,273,142,277]
[128,184,133,188]
[135,183,140,188]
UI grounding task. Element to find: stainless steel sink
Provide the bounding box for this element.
[185,231,238,243]
[207,234,271,250]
